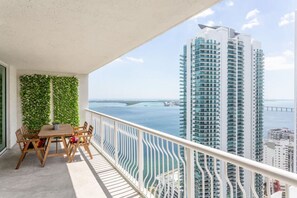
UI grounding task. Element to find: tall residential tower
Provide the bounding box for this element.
[180,25,264,197]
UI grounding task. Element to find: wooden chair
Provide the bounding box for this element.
[20,125,40,135]
[73,121,88,134]
[15,129,45,169]
[68,125,93,162]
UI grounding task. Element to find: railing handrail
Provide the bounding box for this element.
[85,108,297,187]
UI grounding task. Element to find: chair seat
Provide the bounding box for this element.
[70,136,79,143]
[69,136,86,144]
[38,139,46,148]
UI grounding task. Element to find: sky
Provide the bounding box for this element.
[89,0,297,100]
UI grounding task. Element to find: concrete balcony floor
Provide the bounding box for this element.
[0,144,141,198]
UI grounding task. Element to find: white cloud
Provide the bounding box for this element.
[112,57,144,64]
[225,0,234,7]
[190,8,214,20]
[241,18,260,30]
[278,12,295,27]
[245,9,260,20]
[112,58,124,63]
[265,50,294,70]
[126,57,144,64]
[241,9,260,30]
[206,20,215,26]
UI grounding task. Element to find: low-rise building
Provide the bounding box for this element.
[268,128,294,142]
[264,139,294,172]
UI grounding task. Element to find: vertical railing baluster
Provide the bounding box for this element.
[114,121,118,165]
[100,116,104,149]
[185,147,194,198]
[251,172,259,198]
[236,166,246,198]
[195,151,205,198]
[266,177,271,198]
[138,129,144,192]
[204,155,214,198]
[214,158,223,198]
[225,162,233,198]
[285,184,290,198]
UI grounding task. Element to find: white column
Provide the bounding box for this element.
[78,74,89,125]
[5,63,17,149]
[185,147,194,198]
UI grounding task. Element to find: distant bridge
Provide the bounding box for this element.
[265,106,294,112]
[89,100,179,106]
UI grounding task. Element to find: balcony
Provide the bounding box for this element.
[0,134,141,198]
[1,109,297,197]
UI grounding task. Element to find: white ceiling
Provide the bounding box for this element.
[0,0,220,74]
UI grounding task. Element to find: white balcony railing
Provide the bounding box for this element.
[85,109,297,198]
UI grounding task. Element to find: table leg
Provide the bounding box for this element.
[42,137,52,167]
[61,136,69,161]
[32,141,43,165]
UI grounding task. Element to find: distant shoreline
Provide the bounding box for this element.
[89,99,293,101]
[89,99,179,106]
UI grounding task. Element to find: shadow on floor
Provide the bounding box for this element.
[0,143,141,198]
[79,146,141,198]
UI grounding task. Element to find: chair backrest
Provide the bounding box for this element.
[88,125,93,135]
[20,125,28,134]
[84,125,93,144]
[83,121,88,130]
[16,129,25,143]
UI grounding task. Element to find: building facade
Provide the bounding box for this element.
[180,25,264,197]
[264,128,294,172]
[264,140,294,172]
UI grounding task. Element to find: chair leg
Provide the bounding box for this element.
[68,145,73,163]
[40,149,45,157]
[32,141,44,165]
[55,138,58,154]
[22,152,27,161]
[16,143,29,169]
[69,144,74,156]
[69,144,78,163]
[84,144,93,159]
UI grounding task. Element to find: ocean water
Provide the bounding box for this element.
[89,102,180,137]
[263,100,294,137]
[89,100,294,138]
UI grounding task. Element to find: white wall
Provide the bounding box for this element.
[7,65,17,148]
[16,70,89,129]
[0,60,18,149]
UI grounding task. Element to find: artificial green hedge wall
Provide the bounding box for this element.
[20,75,79,130]
[52,76,79,126]
[20,75,51,130]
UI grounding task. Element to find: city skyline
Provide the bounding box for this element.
[179,25,264,197]
[89,0,296,100]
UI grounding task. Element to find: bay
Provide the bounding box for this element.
[89,100,295,139]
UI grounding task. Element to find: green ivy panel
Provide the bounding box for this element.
[20,75,51,130]
[52,76,79,126]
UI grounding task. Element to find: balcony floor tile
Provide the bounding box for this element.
[0,143,140,198]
